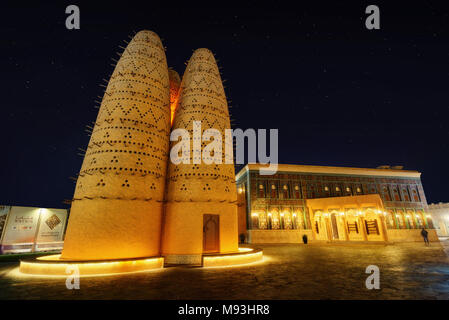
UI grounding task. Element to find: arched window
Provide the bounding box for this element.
[270,183,277,198]
[281,184,289,199]
[402,188,410,202]
[412,189,420,202]
[382,186,391,201]
[258,183,265,198]
[414,211,424,228]
[386,210,396,229]
[292,213,298,229]
[392,187,401,201]
[294,185,301,199]
[405,212,414,229]
[396,211,406,229]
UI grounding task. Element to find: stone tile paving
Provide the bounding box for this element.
[0,241,448,299]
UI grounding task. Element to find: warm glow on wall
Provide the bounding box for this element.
[168,69,181,126]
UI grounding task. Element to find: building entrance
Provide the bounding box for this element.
[203,214,220,253]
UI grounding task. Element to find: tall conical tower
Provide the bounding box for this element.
[162,48,238,264]
[61,31,171,261]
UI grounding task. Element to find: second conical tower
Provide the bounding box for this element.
[162,49,238,264]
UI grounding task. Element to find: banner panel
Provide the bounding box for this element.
[0,205,11,243]
[1,207,41,245]
[35,208,68,243]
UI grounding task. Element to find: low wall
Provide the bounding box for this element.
[386,229,439,242]
[247,230,314,244]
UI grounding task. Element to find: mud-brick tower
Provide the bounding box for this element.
[162,48,238,264]
[61,31,171,261]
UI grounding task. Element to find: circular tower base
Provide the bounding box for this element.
[164,248,263,267]
[19,254,164,276]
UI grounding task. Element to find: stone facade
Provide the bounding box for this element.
[237,164,436,243]
[62,31,171,260]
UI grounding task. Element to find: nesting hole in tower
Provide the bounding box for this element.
[122,179,130,187]
[203,183,211,191]
[97,179,106,187]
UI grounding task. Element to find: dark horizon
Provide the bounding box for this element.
[1,1,449,208]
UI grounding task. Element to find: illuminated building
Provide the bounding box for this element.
[428,203,449,236]
[236,164,438,243]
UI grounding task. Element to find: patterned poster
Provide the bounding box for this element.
[35,208,68,243]
[1,206,40,244]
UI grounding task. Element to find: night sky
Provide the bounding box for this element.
[1,1,449,208]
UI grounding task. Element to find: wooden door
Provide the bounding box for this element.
[331,213,339,240]
[203,214,219,253]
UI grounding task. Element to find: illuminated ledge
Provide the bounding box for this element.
[19,254,164,276]
[202,247,263,268]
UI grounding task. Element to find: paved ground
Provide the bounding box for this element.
[0,240,448,299]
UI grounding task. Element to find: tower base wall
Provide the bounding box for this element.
[61,199,162,261]
[162,202,238,263]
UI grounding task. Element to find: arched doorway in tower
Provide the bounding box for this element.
[203,214,220,253]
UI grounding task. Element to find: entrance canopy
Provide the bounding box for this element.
[306,194,388,242]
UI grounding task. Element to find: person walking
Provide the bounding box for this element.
[421,227,429,246]
[302,234,308,244]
